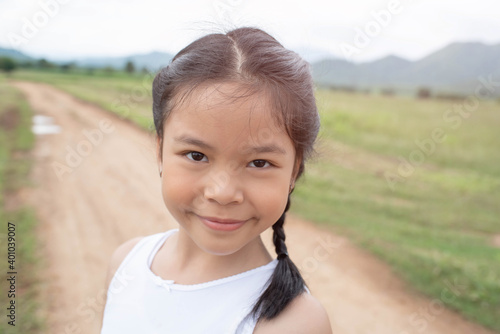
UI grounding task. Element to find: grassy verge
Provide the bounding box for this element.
[8,69,500,332]
[0,75,45,333]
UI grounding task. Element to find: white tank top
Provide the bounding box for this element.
[101,229,280,334]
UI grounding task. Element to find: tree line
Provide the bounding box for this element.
[0,57,145,75]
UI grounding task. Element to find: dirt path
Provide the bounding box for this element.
[13,81,496,334]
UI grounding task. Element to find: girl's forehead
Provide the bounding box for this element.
[169,82,282,130]
[165,83,293,153]
[177,82,268,111]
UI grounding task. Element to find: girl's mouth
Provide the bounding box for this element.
[197,215,248,232]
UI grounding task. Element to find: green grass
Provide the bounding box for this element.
[0,75,45,333]
[8,69,500,332]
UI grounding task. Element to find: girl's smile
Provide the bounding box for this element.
[158,81,299,259]
[196,214,249,232]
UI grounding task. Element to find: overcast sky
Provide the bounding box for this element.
[1,0,500,63]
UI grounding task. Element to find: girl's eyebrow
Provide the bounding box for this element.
[174,134,287,155]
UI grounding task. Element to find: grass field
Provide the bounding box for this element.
[0,76,45,333]
[8,69,500,331]
[300,89,500,330]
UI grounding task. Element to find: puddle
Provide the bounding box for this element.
[32,115,61,135]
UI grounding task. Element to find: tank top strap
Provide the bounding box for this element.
[106,229,176,301]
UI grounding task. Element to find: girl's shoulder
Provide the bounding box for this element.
[104,236,145,291]
[104,230,176,290]
[253,293,332,334]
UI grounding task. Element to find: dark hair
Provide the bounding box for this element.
[152,27,320,323]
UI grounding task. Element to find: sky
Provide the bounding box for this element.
[1,0,500,63]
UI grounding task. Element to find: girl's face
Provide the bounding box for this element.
[158,82,298,256]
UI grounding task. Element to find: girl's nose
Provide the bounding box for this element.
[203,171,244,206]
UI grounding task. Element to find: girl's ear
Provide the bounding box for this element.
[156,137,163,177]
[290,158,301,189]
[156,136,162,165]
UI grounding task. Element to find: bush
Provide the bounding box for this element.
[37,58,55,69]
[417,87,432,99]
[0,57,17,73]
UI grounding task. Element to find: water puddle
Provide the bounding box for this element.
[32,115,61,135]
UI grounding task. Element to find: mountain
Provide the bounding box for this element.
[2,42,499,96]
[312,42,500,96]
[73,51,174,71]
[0,47,173,71]
[0,47,33,62]
[395,42,500,88]
[312,58,357,86]
[313,55,414,88]
[357,55,412,85]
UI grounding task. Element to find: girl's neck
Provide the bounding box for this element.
[154,228,273,285]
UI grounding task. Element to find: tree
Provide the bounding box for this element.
[37,58,54,69]
[60,62,75,73]
[103,66,115,75]
[102,65,115,76]
[20,61,34,68]
[0,57,17,74]
[125,60,135,74]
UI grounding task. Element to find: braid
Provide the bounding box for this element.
[251,190,308,322]
[272,198,290,260]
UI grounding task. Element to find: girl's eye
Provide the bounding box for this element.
[185,151,207,162]
[249,160,271,168]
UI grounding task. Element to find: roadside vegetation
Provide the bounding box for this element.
[0,75,45,333]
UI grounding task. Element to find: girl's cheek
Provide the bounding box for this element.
[162,165,198,204]
[247,179,290,218]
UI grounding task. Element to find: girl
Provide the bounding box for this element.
[101,27,331,333]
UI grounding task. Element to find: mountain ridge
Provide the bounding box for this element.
[311,41,500,95]
[1,41,499,96]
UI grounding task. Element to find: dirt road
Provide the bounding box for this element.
[13,81,496,334]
